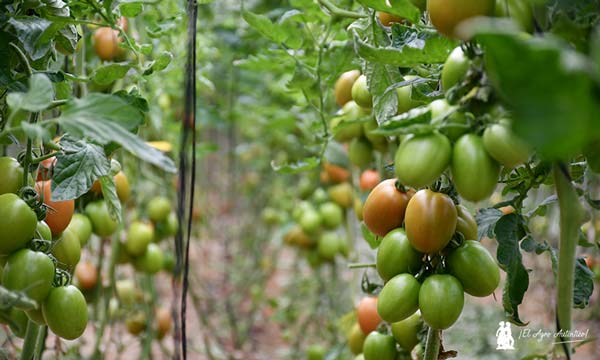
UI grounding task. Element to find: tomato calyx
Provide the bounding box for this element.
[393,180,407,193]
[29,239,53,253]
[18,186,47,221]
[428,174,460,205]
[53,267,71,287]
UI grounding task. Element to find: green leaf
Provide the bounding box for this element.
[20,122,51,142]
[59,93,144,131]
[365,62,403,124]
[475,30,600,160]
[526,195,557,217]
[287,61,317,90]
[361,223,380,249]
[119,1,144,17]
[271,157,319,174]
[476,207,503,240]
[242,9,286,44]
[51,136,111,201]
[356,0,421,24]
[91,64,132,85]
[324,141,349,167]
[372,106,432,136]
[353,26,458,67]
[573,257,594,309]
[495,214,529,326]
[56,97,175,173]
[6,16,58,60]
[7,73,54,112]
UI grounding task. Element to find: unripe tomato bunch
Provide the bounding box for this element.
[0,153,177,343]
[282,177,353,266]
[0,156,87,340]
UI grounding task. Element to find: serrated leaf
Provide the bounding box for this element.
[242,9,286,44]
[59,93,143,131]
[495,214,529,326]
[372,107,432,136]
[98,174,122,223]
[7,17,58,60]
[271,157,319,174]
[51,136,111,201]
[91,64,132,85]
[7,73,54,112]
[353,26,458,67]
[573,257,594,309]
[475,29,600,160]
[120,1,144,17]
[21,122,51,142]
[357,0,420,24]
[476,207,503,240]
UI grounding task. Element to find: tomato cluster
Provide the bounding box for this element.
[0,156,87,340]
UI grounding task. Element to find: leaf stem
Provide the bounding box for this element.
[19,320,39,360]
[317,0,366,19]
[553,163,585,357]
[348,262,376,269]
[423,327,441,360]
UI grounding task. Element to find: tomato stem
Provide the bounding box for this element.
[33,325,47,359]
[348,262,376,269]
[316,0,367,19]
[19,320,39,360]
[553,163,585,357]
[423,327,441,360]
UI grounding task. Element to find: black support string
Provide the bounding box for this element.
[173,0,198,359]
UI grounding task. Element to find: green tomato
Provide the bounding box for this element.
[394,132,452,188]
[317,232,340,261]
[363,118,388,152]
[319,202,343,229]
[52,229,81,270]
[432,111,469,141]
[0,193,38,256]
[147,197,172,223]
[116,279,136,306]
[447,240,500,297]
[348,323,366,355]
[419,274,464,329]
[363,332,398,360]
[306,344,326,360]
[441,47,470,93]
[134,243,164,274]
[299,209,322,235]
[125,221,154,256]
[377,273,420,323]
[312,188,329,205]
[376,228,422,282]
[36,221,52,241]
[162,250,176,272]
[483,122,531,168]
[349,138,374,168]
[332,101,365,142]
[456,205,478,241]
[451,134,500,202]
[396,75,421,114]
[391,311,422,352]
[3,249,55,308]
[0,157,24,195]
[352,75,373,109]
[494,0,534,32]
[85,201,118,237]
[429,98,452,119]
[43,285,88,340]
[66,213,93,246]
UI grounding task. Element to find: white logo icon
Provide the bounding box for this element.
[496,321,515,350]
